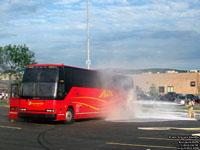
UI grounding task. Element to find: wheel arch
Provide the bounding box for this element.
[67,105,74,112]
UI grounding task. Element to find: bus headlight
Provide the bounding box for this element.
[20,108,27,111]
[46,109,56,112]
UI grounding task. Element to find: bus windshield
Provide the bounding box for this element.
[21,68,59,99]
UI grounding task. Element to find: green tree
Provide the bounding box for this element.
[0,47,4,73]
[149,84,159,100]
[0,44,37,85]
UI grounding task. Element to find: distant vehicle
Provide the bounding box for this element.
[174,93,182,99]
[136,93,151,100]
[186,94,195,99]
[193,96,200,104]
[160,92,176,101]
[186,94,199,104]
[175,95,186,105]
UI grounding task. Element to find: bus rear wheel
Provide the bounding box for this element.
[64,108,74,124]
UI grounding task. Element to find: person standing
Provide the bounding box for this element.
[187,98,196,118]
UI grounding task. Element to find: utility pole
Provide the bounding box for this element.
[86,0,91,69]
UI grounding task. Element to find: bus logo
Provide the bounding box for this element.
[99,90,113,98]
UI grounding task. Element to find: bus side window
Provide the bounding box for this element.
[58,83,65,98]
[64,67,72,93]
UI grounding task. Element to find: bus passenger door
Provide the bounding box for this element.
[9,83,20,119]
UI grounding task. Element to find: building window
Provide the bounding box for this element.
[190,81,195,87]
[159,86,165,93]
[167,86,174,93]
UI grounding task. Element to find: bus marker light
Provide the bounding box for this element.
[10,107,18,111]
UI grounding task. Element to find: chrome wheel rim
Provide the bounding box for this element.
[66,111,72,121]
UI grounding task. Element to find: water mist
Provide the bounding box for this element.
[106,91,195,122]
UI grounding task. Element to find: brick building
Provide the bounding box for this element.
[129,71,200,96]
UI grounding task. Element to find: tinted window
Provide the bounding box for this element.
[64,66,133,91]
[37,83,57,97]
[22,67,59,99]
[23,69,38,82]
[39,68,59,82]
[22,82,37,97]
[23,68,59,82]
[22,82,57,98]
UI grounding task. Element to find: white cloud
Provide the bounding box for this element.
[0,0,200,69]
[54,0,80,5]
[94,0,128,4]
[169,1,189,10]
[8,0,20,3]
[76,24,86,30]
[30,19,47,24]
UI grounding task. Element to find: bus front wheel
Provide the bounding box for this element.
[64,108,74,124]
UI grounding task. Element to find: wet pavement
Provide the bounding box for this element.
[0,104,200,150]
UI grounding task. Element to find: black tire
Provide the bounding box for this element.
[64,108,74,124]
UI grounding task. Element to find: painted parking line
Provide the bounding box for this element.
[106,142,176,149]
[192,133,200,136]
[0,125,21,130]
[138,127,172,130]
[172,128,200,131]
[138,127,200,131]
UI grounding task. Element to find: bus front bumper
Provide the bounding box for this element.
[18,112,57,120]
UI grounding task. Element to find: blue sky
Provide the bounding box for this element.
[0,0,200,70]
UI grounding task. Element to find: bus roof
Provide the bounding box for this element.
[27,64,132,79]
[27,64,97,72]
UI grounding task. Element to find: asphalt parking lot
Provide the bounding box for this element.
[0,105,200,150]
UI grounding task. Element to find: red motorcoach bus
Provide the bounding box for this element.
[9,64,133,123]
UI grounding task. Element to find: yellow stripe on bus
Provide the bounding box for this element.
[72,102,101,110]
[72,97,108,103]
